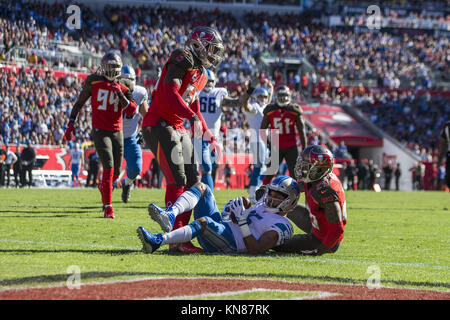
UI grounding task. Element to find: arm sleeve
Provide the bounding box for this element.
[322,221,345,249]
[121,88,138,117]
[163,82,196,120]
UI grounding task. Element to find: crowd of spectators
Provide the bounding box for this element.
[104,5,262,78]
[0,0,448,168]
[0,0,113,70]
[0,66,87,146]
[352,90,448,156]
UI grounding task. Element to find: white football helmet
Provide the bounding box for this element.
[204,69,216,93]
[263,176,300,214]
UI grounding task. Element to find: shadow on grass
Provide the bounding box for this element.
[0,248,138,255]
[0,270,448,290]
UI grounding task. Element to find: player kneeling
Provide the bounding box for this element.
[270,145,347,256]
[137,176,300,254]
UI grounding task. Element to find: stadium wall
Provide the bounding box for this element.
[32,0,306,15]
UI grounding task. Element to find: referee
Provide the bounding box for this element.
[440,120,450,189]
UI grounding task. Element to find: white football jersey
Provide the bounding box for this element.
[123,85,148,139]
[199,87,228,137]
[244,100,265,131]
[70,149,83,165]
[226,201,294,253]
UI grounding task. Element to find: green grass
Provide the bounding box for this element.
[0,188,449,291]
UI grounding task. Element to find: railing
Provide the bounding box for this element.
[3,46,102,71]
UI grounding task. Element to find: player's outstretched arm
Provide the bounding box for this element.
[68,80,92,123]
[295,113,308,149]
[162,63,197,120]
[221,77,260,110]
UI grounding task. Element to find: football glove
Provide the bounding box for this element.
[136,131,144,145]
[246,76,261,96]
[229,197,250,224]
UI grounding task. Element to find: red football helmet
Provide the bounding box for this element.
[295,145,334,183]
[100,51,122,81]
[187,26,224,69]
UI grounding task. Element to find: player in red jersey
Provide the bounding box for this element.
[272,145,347,255]
[260,85,307,183]
[64,52,138,219]
[142,26,238,253]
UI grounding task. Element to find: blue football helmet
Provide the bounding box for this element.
[119,65,136,91]
[263,176,300,214]
[204,69,216,93]
[252,87,269,106]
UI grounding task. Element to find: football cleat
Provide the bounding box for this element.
[104,206,115,219]
[147,203,175,233]
[136,227,163,254]
[121,183,131,203]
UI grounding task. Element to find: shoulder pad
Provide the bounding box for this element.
[168,48,195,71]
[311,178,339,205]
[83,73,104,86]
[287,103,303,114]
[263,104,278,115]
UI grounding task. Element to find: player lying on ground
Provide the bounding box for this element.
[137,176,300,254]
[258,145,347,256]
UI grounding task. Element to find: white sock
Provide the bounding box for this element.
[125,177,134,186]
[161,226,193,245]
[248,185,256,198]
[171,190,200,216]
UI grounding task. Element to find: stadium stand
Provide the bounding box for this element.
[0,0,448,190]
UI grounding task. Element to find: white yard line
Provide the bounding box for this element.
[146,288,340,300]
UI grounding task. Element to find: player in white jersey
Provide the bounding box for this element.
[137,176,299,254]
[244,79,273,203]
[118,65,149,203]
[196,69,259,191]
[70,143,84,187]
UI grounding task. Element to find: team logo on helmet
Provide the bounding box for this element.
[191,30,214,42]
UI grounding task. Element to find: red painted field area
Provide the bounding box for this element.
[1,278,449,300]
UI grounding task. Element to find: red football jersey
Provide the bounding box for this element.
[143,48,207,131]
[303,172,347,246]
[85,74,132,132]
[264,103,303,149]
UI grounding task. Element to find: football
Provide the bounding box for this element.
[241,196,251,209]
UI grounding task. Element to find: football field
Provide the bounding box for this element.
[0,188,449,300]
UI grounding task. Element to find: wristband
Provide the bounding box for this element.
[239,222,251,238]
[190,115,200,123]
[210,136,216,144]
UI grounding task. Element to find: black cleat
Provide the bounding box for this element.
[121,183,131,203]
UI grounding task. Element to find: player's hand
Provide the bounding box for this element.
[189,115,202,139]
[246,76,260,95]
[229,197,250,224]
[136,131,144,145]
[64,122,76,141]
[255,185,268,202]
[209,138,223,163]
[110,82,123,93]
[299,249,319,256]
